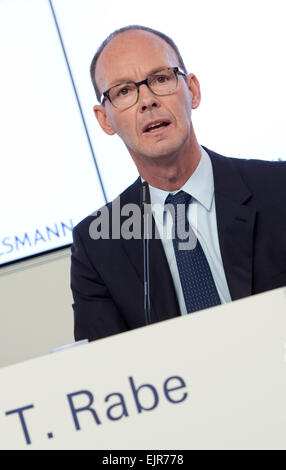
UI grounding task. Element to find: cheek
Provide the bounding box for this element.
[109,112,138,142]
[179,94,193,118]
[177,101,193,131]
[117,122,137,147]
[183,105,192,124]
[166,93,192,126]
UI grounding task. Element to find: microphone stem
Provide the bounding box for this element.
[143,211,151,325]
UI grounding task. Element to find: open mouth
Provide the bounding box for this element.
[143,121,171,133]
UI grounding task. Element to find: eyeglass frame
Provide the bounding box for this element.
[100,66,187,109]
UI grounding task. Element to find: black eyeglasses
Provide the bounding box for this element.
[100,67,186,110]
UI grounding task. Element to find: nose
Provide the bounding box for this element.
[138,84,161,113]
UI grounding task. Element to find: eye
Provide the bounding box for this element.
[118,87,129,96]
[156,75,170,83]
[149,72,171,86]
[116,84,134,97]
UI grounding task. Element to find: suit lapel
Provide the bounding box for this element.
[119,178,180,322]
[207,149,257,300]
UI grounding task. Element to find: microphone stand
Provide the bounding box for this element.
[141,181,151,325]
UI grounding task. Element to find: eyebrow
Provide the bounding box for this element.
[108,66,171,88]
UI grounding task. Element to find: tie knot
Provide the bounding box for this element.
[165,191,192,208]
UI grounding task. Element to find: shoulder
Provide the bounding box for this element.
[73,176,142,239]
[204,146,286,191]
[204,146,285,169]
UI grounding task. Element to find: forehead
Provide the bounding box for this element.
[95,30,179,92]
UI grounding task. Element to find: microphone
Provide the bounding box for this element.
[141,181,151,325]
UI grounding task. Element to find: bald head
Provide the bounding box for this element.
[90,25,188,102]
[96,30,183,103]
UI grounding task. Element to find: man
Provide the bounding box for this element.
[71,25,286,342]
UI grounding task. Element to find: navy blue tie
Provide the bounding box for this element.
[165,191,221,313]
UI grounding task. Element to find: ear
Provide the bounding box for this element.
[186,73,201,109]
[93,104,116,135]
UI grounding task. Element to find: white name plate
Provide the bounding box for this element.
[1,287,286,450]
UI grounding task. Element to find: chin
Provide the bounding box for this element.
[146,141,185,160]
[128,137,186,164]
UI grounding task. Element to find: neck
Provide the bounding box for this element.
[131,129,201,191]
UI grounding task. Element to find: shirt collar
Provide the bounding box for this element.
[181,146,214,210]
[146,147,214,225]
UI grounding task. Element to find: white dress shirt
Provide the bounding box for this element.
[148,147,232,315]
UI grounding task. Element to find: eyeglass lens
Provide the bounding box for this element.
[109,68,178,109]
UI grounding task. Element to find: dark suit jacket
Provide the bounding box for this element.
[71,148,286,342]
